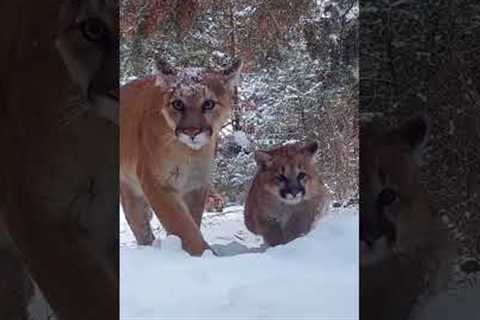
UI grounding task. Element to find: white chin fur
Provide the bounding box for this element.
[178,132,210,150]
[280,194,304,205]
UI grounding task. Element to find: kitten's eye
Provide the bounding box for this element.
[276,175,287,183]
[298,172,307,180]
[202,99,216,111]
[172,99,185,111]
[377,188,398,206]
[81,18,108,42]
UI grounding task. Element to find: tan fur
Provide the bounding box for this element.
[244,142,330,246]
[205,188,225,213]
[120,61,241,255]
[360,117,450,320]
[0,1,118,319]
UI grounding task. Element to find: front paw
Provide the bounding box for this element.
[182,238,209,256]
[202,240,219,257]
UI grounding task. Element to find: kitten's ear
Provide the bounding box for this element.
[254,150,272,170]
[302,142,319,157]
[390,114,430,157]
[223,59,243,89]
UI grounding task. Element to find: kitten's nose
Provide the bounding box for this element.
[177,127,201,138]
[289,187,305,197]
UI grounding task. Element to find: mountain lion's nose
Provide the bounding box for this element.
[289,187,304,197]
[177,127,201,138]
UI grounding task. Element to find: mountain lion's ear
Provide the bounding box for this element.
[254,150,272,170]
[390,114,430,160]
[302,142,319,157]
[223,59,243,89]
[154,58,176,87]
[155,58,176,76]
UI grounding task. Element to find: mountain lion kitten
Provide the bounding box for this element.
[244,142,330,246]
[360,115,450,320]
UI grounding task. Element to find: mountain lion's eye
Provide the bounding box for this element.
[276,175,288,183]
[81,18,108,42]
[202,99,216,111]
[377,188,398,206]
[298,172,306,180]
[172,99,185,111]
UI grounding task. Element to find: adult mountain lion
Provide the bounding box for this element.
[55,0,119,124]
[120,60,242,256]
[360,116,450,320]
[0,1,118,319]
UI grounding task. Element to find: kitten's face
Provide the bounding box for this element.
[360,116,432,265]
[254,143,319,205]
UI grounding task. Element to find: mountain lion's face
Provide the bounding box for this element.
[55,0,118,123]
[158,61,242,150]
[253,142,320,205]
[360,116,432,265]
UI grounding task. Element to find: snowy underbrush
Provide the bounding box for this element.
[120,205,359,319]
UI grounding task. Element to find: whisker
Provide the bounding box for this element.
[161,133,176,148]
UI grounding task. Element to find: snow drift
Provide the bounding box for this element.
[120,206,358,319]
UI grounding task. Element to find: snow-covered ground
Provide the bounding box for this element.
[120,205,359,319]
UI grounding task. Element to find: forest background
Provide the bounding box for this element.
[120,0,359,205]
